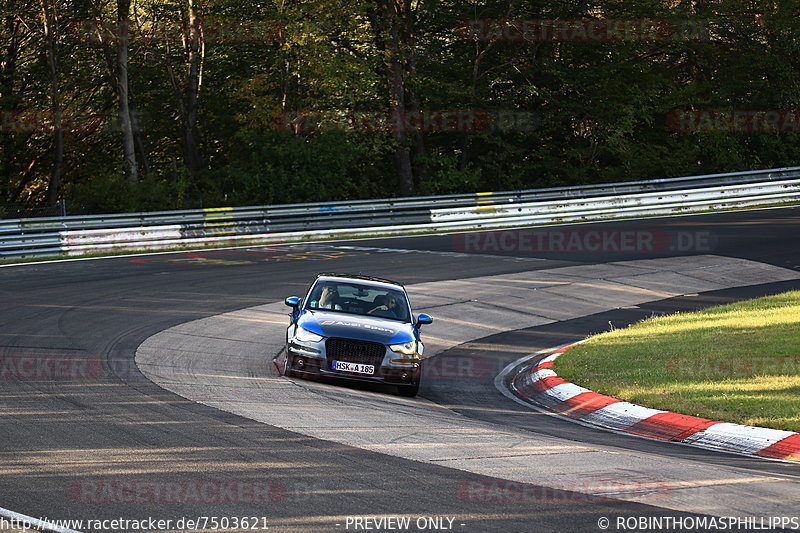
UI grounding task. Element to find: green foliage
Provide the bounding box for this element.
[416,151,483,195]
[3,0,800,214]
[216,129,392,206]
[70,172,197,214]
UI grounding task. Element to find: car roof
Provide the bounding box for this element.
[315,272,405,290]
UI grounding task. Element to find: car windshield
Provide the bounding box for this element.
[305,280,411,322]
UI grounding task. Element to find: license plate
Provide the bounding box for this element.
[331,361,375,374]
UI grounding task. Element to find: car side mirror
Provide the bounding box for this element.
[284,296,300,308]
[416,313,433,326]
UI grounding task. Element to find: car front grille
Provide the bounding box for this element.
[326,338,386,367]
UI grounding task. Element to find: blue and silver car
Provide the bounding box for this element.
[283,273,432,397]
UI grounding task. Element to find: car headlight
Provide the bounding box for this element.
[390,341,418,355]
[294,326,324,343]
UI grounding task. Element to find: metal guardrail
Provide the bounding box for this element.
[2,167,800,260]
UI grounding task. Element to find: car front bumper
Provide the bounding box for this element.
[286,342,421,385]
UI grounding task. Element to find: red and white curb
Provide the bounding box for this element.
[500,344,800,462]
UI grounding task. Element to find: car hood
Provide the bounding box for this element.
[298,310,414,344]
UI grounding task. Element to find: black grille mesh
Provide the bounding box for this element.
[326,338,385,367]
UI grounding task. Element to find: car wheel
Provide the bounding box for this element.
[283,351,297,378]
[397,381,419,397]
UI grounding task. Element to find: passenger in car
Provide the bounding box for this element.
[316,286,342,310]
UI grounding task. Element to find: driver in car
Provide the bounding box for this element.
[368,295,401,319]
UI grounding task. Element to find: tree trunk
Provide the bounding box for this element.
[130,100,150,175]
[1,14,21,200]
[377,0,414,196]
[117,0,138,184]
[182,0,203,178]
[164,0,204,182]
[40,0,63,206]
[459,2,515,171]
[402,0,426,188]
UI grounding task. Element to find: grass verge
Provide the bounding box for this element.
[553,290,800,432]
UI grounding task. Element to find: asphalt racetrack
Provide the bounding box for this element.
[2,207,800,533]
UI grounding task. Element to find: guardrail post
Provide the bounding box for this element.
[2,167,799,260]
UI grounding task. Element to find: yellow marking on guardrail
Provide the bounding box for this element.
[203,207,236,236]
[476,192,495,205]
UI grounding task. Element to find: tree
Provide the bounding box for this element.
[2,0,799,216]
[39,0,64,205]
[372,0,414,196]
[163,0,204,183]
[117,0,138,183]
